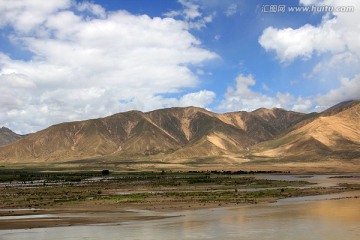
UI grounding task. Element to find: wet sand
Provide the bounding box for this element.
[1,192,360,230]
[0,212,170,230]
[0,200,250,230]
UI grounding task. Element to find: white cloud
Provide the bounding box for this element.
[164,0,214,29]
[292,98,313,112]
[196,69,205,75]
[0,0,71,33]
[304,51,360,81]
[108,90,216,114]
[259,22,345,62]
[0,72,36,89]
[179,90,216,107]
[179,0,202,20]
[217,74,258,111]
[276,92,292,106]
[225,4,237,16]
[218,73,359,114]
[164,10,180,18]
[0,1,218,133]
[262,83,270,92]
[217,74,315,113]
[259,0,360,62]
[316,74,360,107]
[76,2,106,18]
[259,0,360,110]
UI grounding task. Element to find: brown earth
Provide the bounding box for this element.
[0,101,359,170]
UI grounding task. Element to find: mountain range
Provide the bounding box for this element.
[0,100,359,167]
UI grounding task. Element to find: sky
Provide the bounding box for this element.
[0,0,359,134]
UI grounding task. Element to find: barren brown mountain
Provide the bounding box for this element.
[0,101,359,165]
[252,100,360,161]
[0,127,23,147]
[0,106,305,163]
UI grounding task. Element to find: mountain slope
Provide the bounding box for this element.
[0,127,23,146]
[253,100,360,160]
[220,108,310,143]
[0,106,305,163]
[0,101,358,164]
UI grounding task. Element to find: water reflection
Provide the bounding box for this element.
[1,174,359,240]
[1,197,359,240]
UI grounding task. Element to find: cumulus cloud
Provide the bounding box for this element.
[292,98,313,112]
[164,0,214,29]
[217,74,311,112]
[259,22,345,63]
[304,51,360,81]
[217,74,278,111]
[179,90,216,107]
[0,1,217,133]
[178,0,202,20]
[259,0,360,62]
[259,0,360,109]
[316,75,360,107]
[114,90,216,112]
[76,1,106,18]
[218,73,359,114]
[0,0,71,32]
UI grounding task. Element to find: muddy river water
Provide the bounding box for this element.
[1,174,359,240]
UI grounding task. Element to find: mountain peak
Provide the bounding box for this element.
[0,127,23,146]
[0,126,17,134]
[147,106,208,113]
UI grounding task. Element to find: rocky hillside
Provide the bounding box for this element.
[0,101,358,163]
[0,106,306,162]
[0,127,23,146]
[252,101,360,161]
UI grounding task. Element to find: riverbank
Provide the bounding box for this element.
[0,171,359,230]
[2,197,360,240]
[1,190,359,230]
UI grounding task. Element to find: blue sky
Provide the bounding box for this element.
[0,0,359,133]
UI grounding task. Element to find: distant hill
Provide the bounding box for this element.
[252,100,360,161]
[0,101,359,166]
[0,127,23,146]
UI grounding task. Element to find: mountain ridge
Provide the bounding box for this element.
[252,100,360,161]
[0,127,23,147]
[0,101,359,165]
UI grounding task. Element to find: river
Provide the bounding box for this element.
[0,174,359,240]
